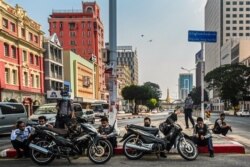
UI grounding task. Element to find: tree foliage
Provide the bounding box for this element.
[190,86,209,105]
[147,98,157,110]
[204,64,250,107]
[143,82,162,100]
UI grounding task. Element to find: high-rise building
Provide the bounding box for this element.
[48,2,105,99]
[178,74,193,100]
[205,0,250,74]
[43,33,64,94]
[0,1,44,116]
[117,46,139,85]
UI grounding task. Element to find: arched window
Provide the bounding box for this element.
[86,6,93,13]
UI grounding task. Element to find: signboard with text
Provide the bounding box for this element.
[188,31,217,43]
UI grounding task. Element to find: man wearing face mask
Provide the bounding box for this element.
[55,89,75,129]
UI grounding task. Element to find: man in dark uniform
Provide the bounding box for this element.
[55,90,75,129]
[98,117,117,149]
[193,117,214,157]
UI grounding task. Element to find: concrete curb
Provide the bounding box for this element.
[2,141,245,158]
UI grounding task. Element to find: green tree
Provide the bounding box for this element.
[143,82,162,100]
[190,86,209,105]
[204,64,250,114]
[147,98,157,110]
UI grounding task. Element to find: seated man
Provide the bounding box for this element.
[213,113,232,136]
[38,116,53,128]
[98,117,117,149]
[144,117,153,127]
[10,121,32,158]
[193,117,214,158]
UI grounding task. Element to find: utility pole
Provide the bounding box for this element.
[109,0,118,129]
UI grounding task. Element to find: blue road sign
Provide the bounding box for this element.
[188,31,217,43]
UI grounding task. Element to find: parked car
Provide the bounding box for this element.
[29,102,83,126]
[0,102,28,134]
[236,109,250,117]
[91,103,108,118]
[118,110,125,114]
[222,110,231,115]
[81,109,95,124]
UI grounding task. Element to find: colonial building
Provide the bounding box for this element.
[48,2,105,100]
[0,0,44,116]
[43,33,64,96]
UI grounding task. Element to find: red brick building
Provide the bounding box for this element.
[0,2,44,116]
[48,2,105,100]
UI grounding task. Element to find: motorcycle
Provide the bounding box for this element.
[28,118,113,165]
[121,113,198,161]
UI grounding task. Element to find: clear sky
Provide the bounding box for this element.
[6,0,207,100]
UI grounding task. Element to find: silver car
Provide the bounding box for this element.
[0,102,27,134]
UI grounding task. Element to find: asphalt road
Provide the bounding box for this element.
[0,154,249,167]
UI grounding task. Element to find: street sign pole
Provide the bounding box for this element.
[201,42,204,119]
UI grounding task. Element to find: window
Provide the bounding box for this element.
[226,1,230,5]
[239,1,244,5]
[4,43,9,57]
[226,20,230,24]
[239,27,244,30]
[5,68,10,84]
[247,14,250,17]
[22,50,27,62]
[233,8,237,11]
[246,33,250,36]
[30,53,34,64]
[82,21,85,28]
[52,22,56,28]
[239,33,243,36]
[24,72,28,86]
[59,22,63,30]
[70,31,76,37]
[12,70,17,85]
[226,27,230,30]
[69,22,76,30]
[239,14,244,18]
[233,14,237,18]
[246,20,250,24]
[247,27,250,30]
[59,31,63,37]
[29,32,33,41]
[226,8,230,11]
[239,20,244,24]
[31,74,34,87]
[233,20,237,24]
[247,8,250,11]
[0,104,25,114]
[88,31,91,37]
[88,40,91,45]
[11,46,16,58]
[233,33,237,36]
[240,8,244,11]
[34,35,38,43]
[247,1,250,5]
[70,41,76,46]
[35,55,39,65]
[82,40,85,45]
[10,23,15,32]
[88,22,91,28]
[233,1,237,5]
[36,75,40,88]
[2,18,8,28]
[21,28,25,37]
[226,14,230,18]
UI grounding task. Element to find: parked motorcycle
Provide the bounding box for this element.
[121,113,198,161]
[28,118,113,165]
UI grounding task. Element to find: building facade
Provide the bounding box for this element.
[48,2,105,100]
[43,33,64,95]
[0,1,44,116]
[205,0,250,74]
[117,46,139,85]
[178,74,193,100]
[63,51,96,104]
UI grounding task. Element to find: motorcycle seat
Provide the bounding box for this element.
[39,127,69,137]
[129,124,159,136]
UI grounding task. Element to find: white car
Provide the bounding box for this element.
[236,109,250,117]
[118,110,125,114]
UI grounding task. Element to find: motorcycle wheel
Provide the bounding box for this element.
[177,138,198,161]
[30,140,55,165]
[87,139,113,164]
[123,135,145,160]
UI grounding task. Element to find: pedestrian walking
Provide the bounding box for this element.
[184,93,195,129]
